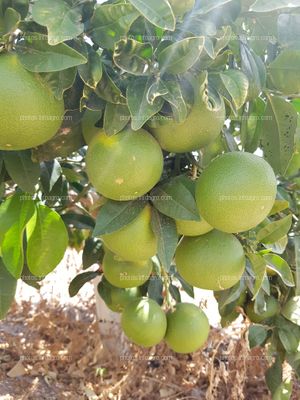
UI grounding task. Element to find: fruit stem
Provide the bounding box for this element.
[161,265,173,310]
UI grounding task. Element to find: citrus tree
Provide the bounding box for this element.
[0,0,300,397]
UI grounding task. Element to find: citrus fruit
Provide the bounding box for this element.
[149,83,225,153]
[98,278,142,312]
[82,109,102,144]
[164,303,210,353]
[175,230,245,291]
[245,297,280,323]
[176,218,213,236]
[121,297,167,347]
[102,250,153,288]
[0,52,64,151]
[101,205,157,262]
[269,50,300,95]
[196,152,277,233]
[86,128,163,201]
[168,0,195,17]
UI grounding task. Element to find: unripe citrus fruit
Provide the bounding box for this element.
[98,279,142,312]
[196,152,277,233]
[164,303,210,353]
[121,297,167,347]
[86,128,163,201]
[0,52,64,150]
[82,109,102,144]
[175,230,245,291]
[102,250,153,288]
[149,95,225,153]
[101,205,157,262]
[168,0,195,17]
[176,218,213,236]
[245,297,280,323]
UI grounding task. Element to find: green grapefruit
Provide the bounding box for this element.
[0,52,64,150]
[82,109,102,144]
[175,230,245,291]
[101,205,157,262]
[196,152,277,233]
[86,128,163,201]
[176,218,213,236]
[149,82,225,153]
[98,279,142,312]
[121,297,167,347]
[102,250,153,288]
[245,297,280,323]
[164,303,210,353]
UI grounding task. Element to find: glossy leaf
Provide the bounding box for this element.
[263,254,294,287]
[127,77,164,130]
[32,0,84,45]
[16,32,87,72]
[247,253,266,299]
[127,0,175,30]
[261,96,297,175]
[250,0,300,12]
[220,70,249,110]
[93,200,146,236]
[26,204,68,277]
[78,48,102,89]
[248,325,268,348]
[82,238,104,270]
[0,258,17,320]
[282,296,300,326]
[257,215,293,244]
[103,103,130,136]
[69,271,100,297]
[39,67,77,100]
[151,209,178,270]
[3,151,40,194]
[158,37,204,74]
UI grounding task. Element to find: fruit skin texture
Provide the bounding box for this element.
[82,109,102,144]
[176,218,213,236]
[175,230,245,291]
[196,152,277,233]
[121,297,167,347]
[164,303,210,353]
[149,96,225,153]
[100,280,142,312]
[102,251,153,288]
[86,128,163,201]
[101,205,157,262]
[246,297,280,323]
[0,53,64,151]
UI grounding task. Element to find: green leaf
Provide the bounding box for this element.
[127,77,164,130]
[0,258,17,320]
[197,0,233,14]
[278,327,300,353]
[261,96,297,175]
[89,3,140,49]
[240,97,266,153]
[127,0,175,30]
[3,7,20,34]
[26,204,68,277]
[151,209,178,270]
[78,47,102,90]
[82,238,103,270]
[247,253,267,299]
[248,325,268,348]
[69,271,100,297]
[174,271,194,298]
[16,32,87,72]
[169,283,181,302]
[295,235,300,296]
[257,215,293,244]
[38,68,76,100]
[158,37,204,75]
[151,179,199,221]
[103,103,130,136]
[62,213,95,230]
[269,200,289,216]
[162,80,187,123]
[1,195,36,278]
[3,150,40,194]
[240,42,266,99]
[269,50,300,94]
[282,296,300,326]
[220,70,249,110]
[93,200,146,236]
[32,0,84,45]
[95,68,127,105]
[250,0,300,12]
[263,254,294,287]
[266,356,282,395]
[113,38,152,76]
[272,380,293,400]
[147,275,164,305]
